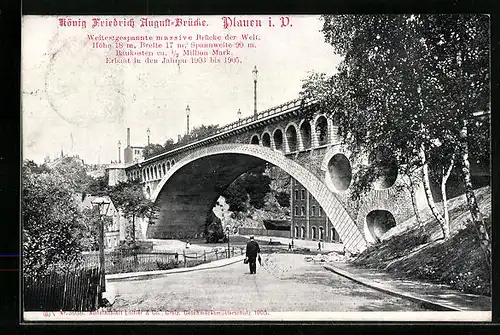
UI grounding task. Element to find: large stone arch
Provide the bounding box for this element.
[149,144,367,252]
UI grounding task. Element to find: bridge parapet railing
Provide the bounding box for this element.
[213,97,314,136]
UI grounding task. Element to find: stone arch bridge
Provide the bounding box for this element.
[107,98,421,253]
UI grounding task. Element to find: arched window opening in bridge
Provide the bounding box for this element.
[251,135,260,145]
[315,115,329,146]
[262,133,271,147]
[300,226,305,239]
[300,121,312,150]
[328,153,352,191]
[154,166,158,179]
[273,129,283,151]
[300,206,305,216]
[368,147,398,190]
[311,226,317,240]
[319,227,324,241]
[365,210,396,243]
[167,161,171,170]
[311,205,316,217]
[162,163,166,175]
[286,125,298,152]
[171,159,175,166]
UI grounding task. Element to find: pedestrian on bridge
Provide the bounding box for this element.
[245,236,261,274]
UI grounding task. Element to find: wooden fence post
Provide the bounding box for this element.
[215,250,218,260]
[183,249,186,267]
[204,250,206,262]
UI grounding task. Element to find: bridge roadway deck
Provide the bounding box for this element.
[108,253,427,313]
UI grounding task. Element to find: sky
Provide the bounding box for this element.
[22,15,341,164]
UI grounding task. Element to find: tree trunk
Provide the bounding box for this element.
[407,169,422,228]
[132,214,138,265]
[459,120,491,268]
[440,158,454,239]
[420,145,446,238]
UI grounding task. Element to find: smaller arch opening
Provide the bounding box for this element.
[251,135,260,145]
[315,116,329,146]
[300,121,312,149]
[262,133,271,147]
[366,210,396,243]
[167,161,171,170]
[273,129,283,151]
[286,125,298,152]
[328,153,352,191]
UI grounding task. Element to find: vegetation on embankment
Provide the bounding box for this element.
[351,187,491,296]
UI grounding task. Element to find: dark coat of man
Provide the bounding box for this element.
[246,239,260,258]
[245,238,261,274]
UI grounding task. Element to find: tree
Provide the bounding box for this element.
[275,191,291,208]
[204,211,225,243]
[108,179,158,246]
[22,166,85,277]
[143,143,167,160]
[222,165,272,213]
[85,173,110,196]
[189,124,219,140]
[302,15,489,257]
[52,156,95,194]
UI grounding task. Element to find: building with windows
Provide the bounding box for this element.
[77,194,125,250]
[290,178,341,243]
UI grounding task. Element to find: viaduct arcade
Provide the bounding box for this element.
[107,98,423,253]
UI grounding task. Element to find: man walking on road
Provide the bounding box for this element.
[246,236,261,274]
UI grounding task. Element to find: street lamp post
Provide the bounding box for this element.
[91,197,110,306]
[186,105,190,135]
[146,128,151,146]
[226,224,231,258]
[252,66,258,117]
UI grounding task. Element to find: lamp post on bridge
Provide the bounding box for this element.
[91,197,111,306]
[186,105,191,135]
[146,127,151,146]
[117,140,121,163]
[252,66,258,118]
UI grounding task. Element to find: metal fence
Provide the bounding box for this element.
[239,228,291,238]
[81,247,246,274]
[24,267,100,311]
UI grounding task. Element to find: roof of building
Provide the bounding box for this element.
[73,194,117,215]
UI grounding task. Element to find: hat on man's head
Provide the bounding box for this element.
[250,235,254,240]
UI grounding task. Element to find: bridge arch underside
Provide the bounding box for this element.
[148,154,265,240]
[147,145,367,252]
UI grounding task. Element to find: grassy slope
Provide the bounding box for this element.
[351,186,491,296]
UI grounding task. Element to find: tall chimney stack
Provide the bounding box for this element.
[127,128,131,147]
